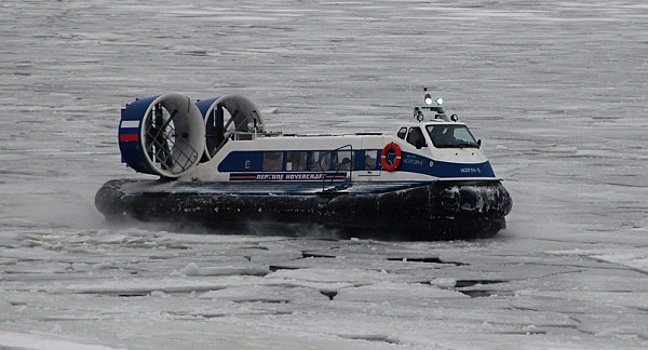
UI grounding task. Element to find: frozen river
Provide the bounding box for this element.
[1,0,648,348]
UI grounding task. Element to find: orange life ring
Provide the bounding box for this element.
[380,142,402,172]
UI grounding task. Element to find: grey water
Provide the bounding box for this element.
[1,1,648,349]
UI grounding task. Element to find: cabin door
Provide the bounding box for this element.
[356,149,381,177]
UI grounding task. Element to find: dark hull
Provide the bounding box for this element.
[95,179,512,241]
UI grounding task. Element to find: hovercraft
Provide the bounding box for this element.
[95,90,512,240]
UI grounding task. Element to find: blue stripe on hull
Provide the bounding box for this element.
[399,152,495,178]
[216,150,496,179]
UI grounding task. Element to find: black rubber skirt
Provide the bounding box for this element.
[95,179,512,241]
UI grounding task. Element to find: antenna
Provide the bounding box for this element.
[416,59,424,91]
[406,68,414,107]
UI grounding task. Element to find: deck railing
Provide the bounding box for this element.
[317,144,353,192]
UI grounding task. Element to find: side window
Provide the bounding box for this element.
[309,151,331,171]
[406,127,426,148]
[334,150,352,170]
[285,151,307,171]
[363,150,378,170]
[262,151,283,171]
[397,127,407,139]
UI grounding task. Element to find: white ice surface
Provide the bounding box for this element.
[2,0,648,349]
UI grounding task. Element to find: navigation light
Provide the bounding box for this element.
[424,93,433,105]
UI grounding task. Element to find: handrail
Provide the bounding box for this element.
[318,144,353,192]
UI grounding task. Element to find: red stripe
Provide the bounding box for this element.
[119,134,139,142]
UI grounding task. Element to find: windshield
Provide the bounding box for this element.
[426,124,479,148]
